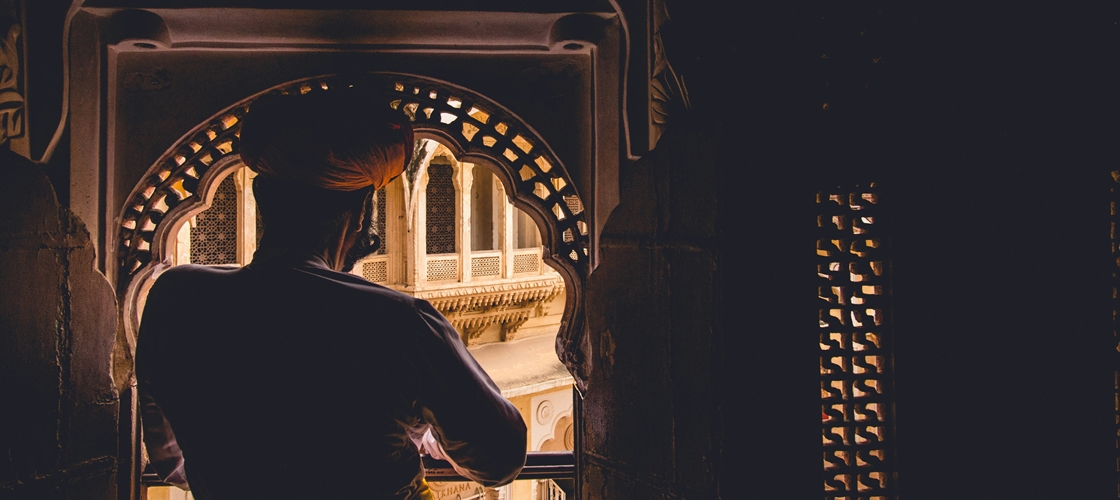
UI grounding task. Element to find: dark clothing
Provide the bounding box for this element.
[136,250,527,499]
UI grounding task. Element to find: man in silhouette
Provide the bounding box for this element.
[136,91,527,500]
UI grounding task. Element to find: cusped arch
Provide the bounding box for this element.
[117,72,591,390]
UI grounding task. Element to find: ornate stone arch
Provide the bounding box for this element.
[116,72,592,390]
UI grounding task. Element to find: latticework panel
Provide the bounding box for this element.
[118,73,590,289]
[374,187,387,255]
[362,260,387,283]
[426,164,456,254]
[515,252,541,274]
[472,256,500,277]
[817,183,895,500]
[189,174,237,265]
[427,257,458,282]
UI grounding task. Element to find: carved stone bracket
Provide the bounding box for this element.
[414,277,565,344]
[616,0,690,157]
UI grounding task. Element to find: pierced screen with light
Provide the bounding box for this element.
[818,183,896,499]
[190,174,238,265]
[375,186,387,255]
[426,163,456,254]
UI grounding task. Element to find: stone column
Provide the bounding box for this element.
[386,177,407,286]
[173,219,191,266]
[457,162,473,283]
[498,179,514,278]
[234,167,257,265]
[412,170,428,287]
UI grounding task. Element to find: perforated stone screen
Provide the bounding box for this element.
[514,253,540,274]
[375,186,387,255]
[472,256,500,277]
[190,174,237,265]
[119,74,590,282]
[426,164,456,255]
[362,260,388,283]
[427,257,458,282]
[817,183,895,500]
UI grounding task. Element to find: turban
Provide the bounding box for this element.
[239,91,414,192]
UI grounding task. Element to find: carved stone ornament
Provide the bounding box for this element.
[122,68,172,92]
[0,20,23,146]
[415,277,565,343]
[648,0,690,147]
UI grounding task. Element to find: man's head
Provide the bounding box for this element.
[238,91,414,269]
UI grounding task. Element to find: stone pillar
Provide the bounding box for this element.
[457,162,473,283]
[233,167,257,265]
[173,219,191,266]
[386,177,407,286]
[412,169,428,287]
[498,180,514,279]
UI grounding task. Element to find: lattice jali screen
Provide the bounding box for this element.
[426,164,456,254]
[514,252,540,274]
[118,73,590,291]
[817,183,896,500]
[189,174,238,265]
[427,257,459,282]
[471,256,500,277]
[375,187,387,255]
[362,260,388,283]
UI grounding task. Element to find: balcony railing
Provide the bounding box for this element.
[140,451,576,486]
[512,247,542,275]
[470,250,502,279]
[423,451,574,481]
[426,254,460,282]
[359,255,389,283]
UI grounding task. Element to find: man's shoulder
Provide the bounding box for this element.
[147,264,238,297]
[155,263,239,281]
[322,270,427,312]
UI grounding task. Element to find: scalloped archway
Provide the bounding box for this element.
[116,72,591,390]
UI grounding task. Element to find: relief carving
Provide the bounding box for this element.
[122,68,172,92]
[0,20,23,146]
[649,0,690,146]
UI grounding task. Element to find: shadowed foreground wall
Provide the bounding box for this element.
[580,112,724,499]
[0,150,119,498]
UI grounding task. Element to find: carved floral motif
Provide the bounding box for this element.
[0,21,23,146]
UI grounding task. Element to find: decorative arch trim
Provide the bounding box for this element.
[116,72,592,391]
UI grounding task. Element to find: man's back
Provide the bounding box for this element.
[136,252,526,499]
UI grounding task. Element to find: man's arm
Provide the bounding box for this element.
[135,271,190,490]
[408,299,527,487]
[138,389,189,490]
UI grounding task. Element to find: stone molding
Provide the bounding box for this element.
[409,276,564,342]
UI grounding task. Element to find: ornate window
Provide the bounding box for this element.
[117,74,593,412]
[426,162,457,255]
[818,183,896,499]
[189,174,238,265]
[170,166,258,268]
[471,165,498,252]
[374,187,387,256]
